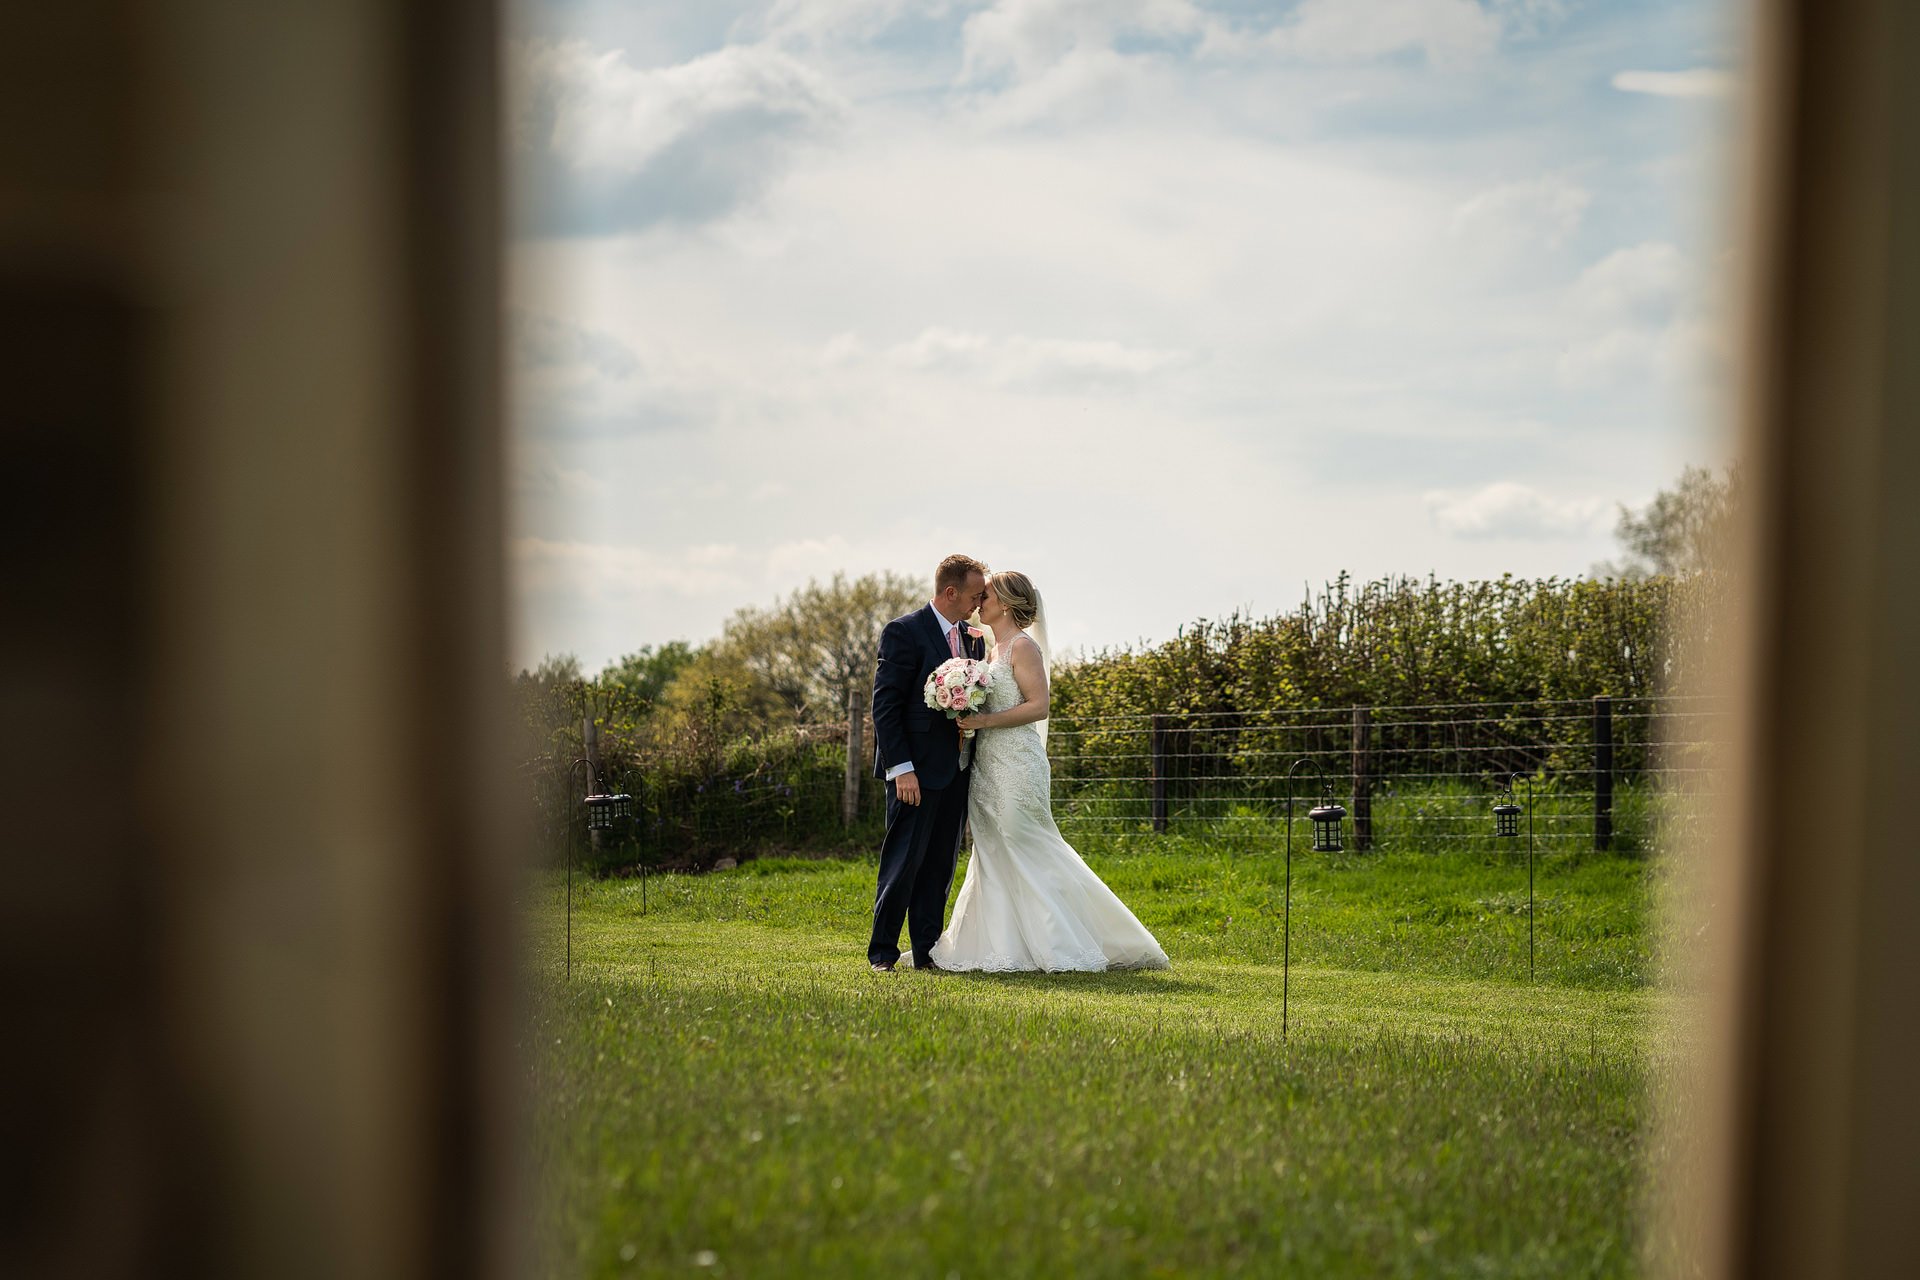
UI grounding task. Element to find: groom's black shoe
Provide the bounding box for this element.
[870,960,896,972]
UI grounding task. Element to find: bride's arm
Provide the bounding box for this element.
[959,637,1049,730]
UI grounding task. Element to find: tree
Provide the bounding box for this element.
[509,652,587,768]
[717,571,928,721]
[599,641,698,707]
[654,644,784,736]
[1594,464,1742,580]
[519,652,582,684]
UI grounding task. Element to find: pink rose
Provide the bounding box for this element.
[935,687,952,708]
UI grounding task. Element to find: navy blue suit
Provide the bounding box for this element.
[867,604,984,967]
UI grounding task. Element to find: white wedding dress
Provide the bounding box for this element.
[927,641,1170,973]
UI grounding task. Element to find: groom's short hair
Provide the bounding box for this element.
[934,554,987,595]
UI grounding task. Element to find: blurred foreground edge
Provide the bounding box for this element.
[1675,1,1920,1277]
[2,0,1917,1277]
[2,2,520,1277]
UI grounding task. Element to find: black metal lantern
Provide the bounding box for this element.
[1493,773,1534,982]
[1309,798,1348,852]
[584,791,633,832]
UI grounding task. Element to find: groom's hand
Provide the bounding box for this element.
[894,771,922,806]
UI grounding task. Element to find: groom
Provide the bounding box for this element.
[867,554,990,971]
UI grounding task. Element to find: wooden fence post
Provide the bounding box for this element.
[1150,713,1169,834]
[844,688,867,827]
[1593,694,1613,853]
[1351,707,1373,852]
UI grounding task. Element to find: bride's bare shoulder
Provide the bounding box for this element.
[1004,633,1046,669]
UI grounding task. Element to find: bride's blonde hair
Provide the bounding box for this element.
[989,571,1040,629]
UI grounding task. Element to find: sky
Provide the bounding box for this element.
[505,0,1744,673]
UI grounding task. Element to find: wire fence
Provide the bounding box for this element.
[528,720,874,872]
[1047,693,1728,856]
[535,693,1730,870]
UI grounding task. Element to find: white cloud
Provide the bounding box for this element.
[510,309,639,379]
[505,307,708,441]
[501,3,1733,667]
[511,39,845,232]
[1424,483,1610,539]
[762,534,896,583]
[510,443,604,502]
[959,0,1505,87]
[1611,68,1732,99]
[1450,175,1592,250]
[818,331,871,366]
[1558,241,1704,387]
[1570,242,1689,317]
[513,538,750,599]
[521,40,840,172]
[961,0,1206,81]
[964,45,1169,129]
[881,327,1190,389]
[754,0,966,48]
[1268,0,1503,68]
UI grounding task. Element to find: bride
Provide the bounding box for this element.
[925,571,1170,973]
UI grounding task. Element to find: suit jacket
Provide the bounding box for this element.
[871,604,985,790]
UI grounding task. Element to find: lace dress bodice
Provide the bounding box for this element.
[968,649,1051,820]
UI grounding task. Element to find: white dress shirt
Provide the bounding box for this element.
[886,604,965,782]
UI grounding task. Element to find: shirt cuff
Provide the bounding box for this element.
[885,761,916,782]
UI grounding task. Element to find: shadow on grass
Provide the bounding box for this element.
[928,970,1217,997]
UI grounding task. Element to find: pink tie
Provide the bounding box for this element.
[948,624,963,658]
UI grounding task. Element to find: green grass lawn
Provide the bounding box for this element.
[530,834,1678,1278]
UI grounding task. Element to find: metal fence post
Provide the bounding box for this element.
[1351,706,1373,852]
[1150,713,1169,834]
[584,710,603,855]
[843,687,866,827]
[1593,694,1613,853]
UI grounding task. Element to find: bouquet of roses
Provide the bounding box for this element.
[925,655,992,737]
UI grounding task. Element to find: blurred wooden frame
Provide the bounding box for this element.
[1686,0,1920,1276]
[2,1,519,1276]
[3,0,1918,1276]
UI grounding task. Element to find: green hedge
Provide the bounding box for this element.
[524,573,1710,871]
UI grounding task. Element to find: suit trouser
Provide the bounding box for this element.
[868,772,970,965]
